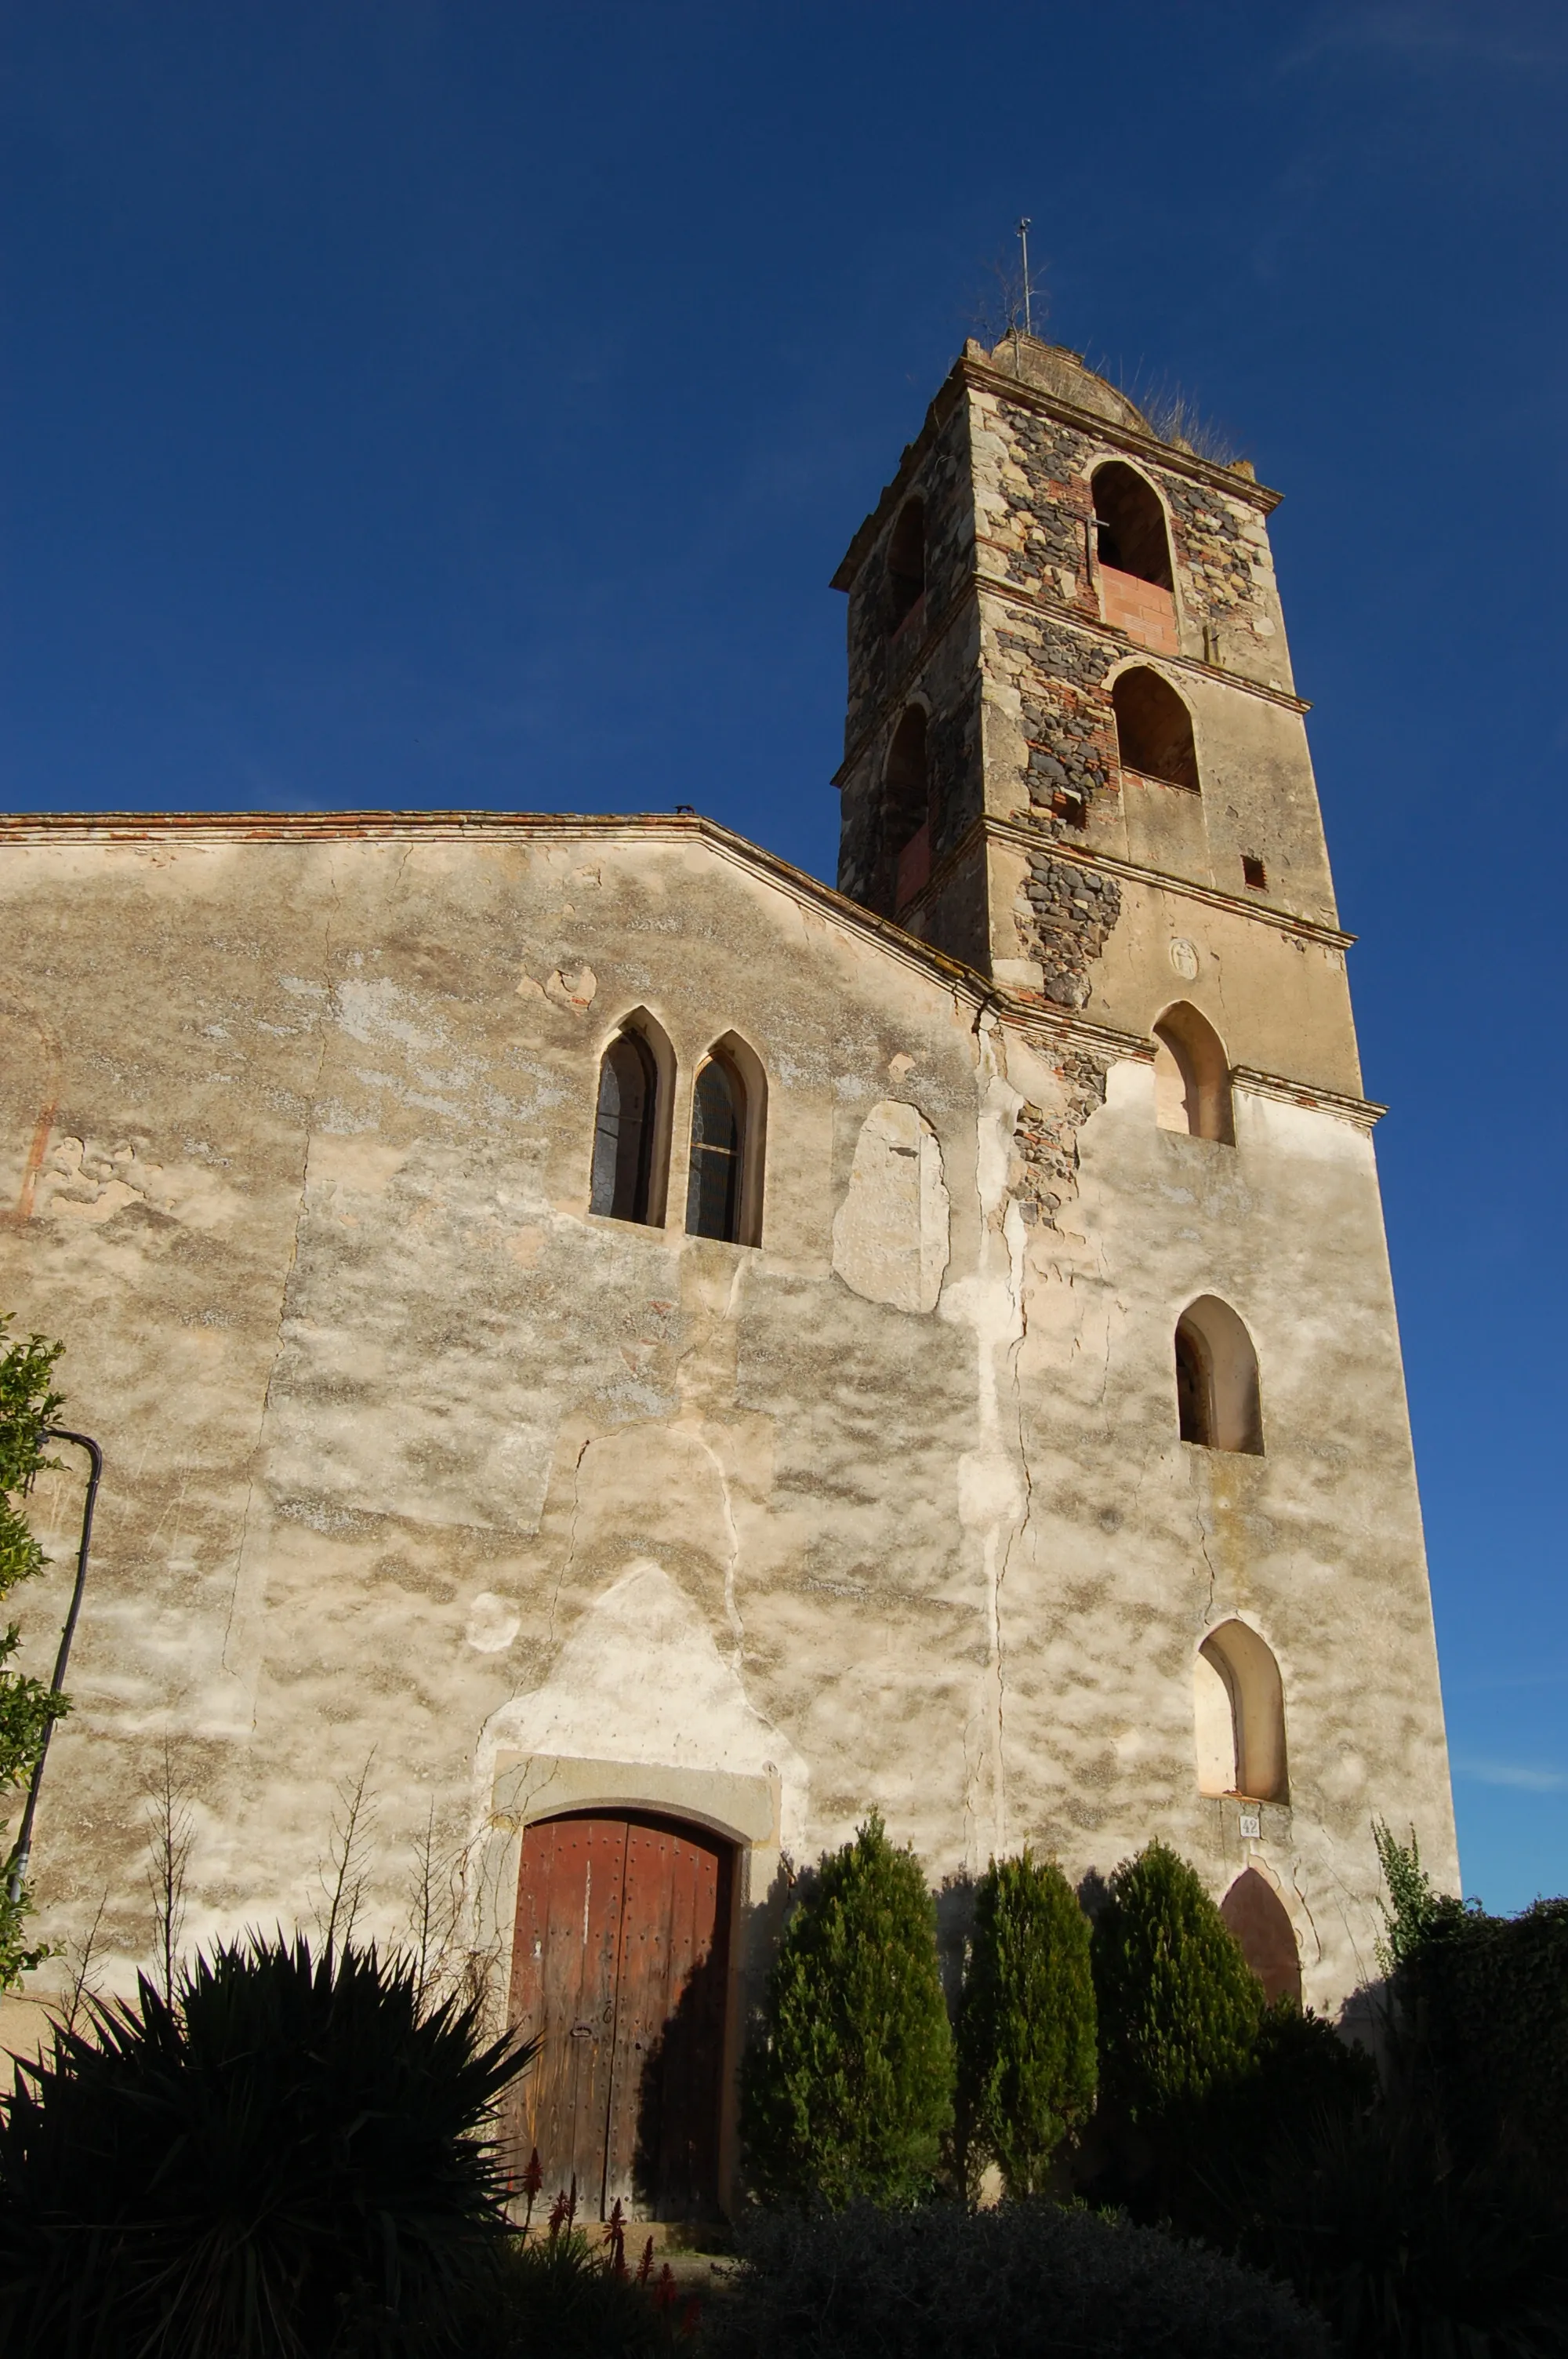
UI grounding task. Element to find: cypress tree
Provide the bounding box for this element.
[741,1815,953,2208]
[1092,1840,1262,2121]
[956,1849,1097,2195]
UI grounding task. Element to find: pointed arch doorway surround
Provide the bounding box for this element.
[509,1811,735,2220]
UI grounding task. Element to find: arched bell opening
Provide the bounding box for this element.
[882,703,932,916]
[1112,667,1199,791]
[1092,461,1173,587]
[886,496,926,635]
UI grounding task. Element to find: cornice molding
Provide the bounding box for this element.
[971,565,1311,716]
[1231,1067,1385,1132]
[0,805,1377,1124]
[959,355,1283,513]
[982,816,1354,949]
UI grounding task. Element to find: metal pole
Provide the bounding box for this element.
[1018,218,1033,339]
[5,1427,103,1909]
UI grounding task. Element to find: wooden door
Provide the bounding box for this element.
[509,1812,733,2219]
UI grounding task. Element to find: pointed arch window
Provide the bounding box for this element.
[1175,1296,1263,1455]
[1195,1621,1289,1803]
[1221,1868,1302,2005]
[1153,1003,1233,1142]
[590,1014,673,1226]
[685,1036,767,1247]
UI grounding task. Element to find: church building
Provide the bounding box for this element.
[0,334,1457,2218]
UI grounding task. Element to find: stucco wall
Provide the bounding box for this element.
[0,816,1454,2100]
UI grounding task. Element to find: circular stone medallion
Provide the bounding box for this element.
[1168,937,1200,981]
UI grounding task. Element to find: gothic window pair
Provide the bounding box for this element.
[590,1016,761,1246]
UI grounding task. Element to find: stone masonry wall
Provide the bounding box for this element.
[837,388,985,918]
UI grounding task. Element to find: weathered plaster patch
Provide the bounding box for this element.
[831,1100,950,1313]
[465,1591,521,1652]
[478,1558,808,1856]
[545,965,598,1013]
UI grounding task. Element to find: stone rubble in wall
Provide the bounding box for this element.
[1022,857,1122,1012]
[1011,1048,1111,1225]
[1160,475,1258,615]
[990,617,1117,863]
[982,405,1098,606]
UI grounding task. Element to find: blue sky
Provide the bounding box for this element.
[2,2,1564,1910]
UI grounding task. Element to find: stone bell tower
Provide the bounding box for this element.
[831,334,1366,1114]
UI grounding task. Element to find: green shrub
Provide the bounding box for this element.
[1225,2066,1568,2358]
[1163,1999,1377,2248]
[705,2199,1335,2359]
[0,1319,67,1990]
[0,1932,531,2357]
[1411,1895,1568,2200]
[955,1850,1096,2195]
[1372,1816,1442,1974]
[462,2223,702,2358]
[1091,1840,1262,2123]
[741,1816,953,2208]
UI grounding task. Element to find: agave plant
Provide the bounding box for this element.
[0,1931,534,2358]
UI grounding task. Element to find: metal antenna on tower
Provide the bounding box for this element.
[1018,218,1033,339]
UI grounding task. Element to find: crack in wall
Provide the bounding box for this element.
[1290,1859,1324,1967]
[682,1423,746,1671]
[546,1434,596,1651]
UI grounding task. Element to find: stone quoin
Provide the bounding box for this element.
[0,336,1457,2219]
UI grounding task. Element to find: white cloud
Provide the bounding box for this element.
[1286,4,1568,72]
[1454,1757,1568,1793]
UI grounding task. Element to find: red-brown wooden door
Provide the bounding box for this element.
[510,1812,733,2219]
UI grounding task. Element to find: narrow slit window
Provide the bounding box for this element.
[686,1056,745,1243]
[590,1032,659,1223]
[1175,1296,1264,1456]
[1242,854,1267,891]
[1196,1622,1290,1803]
[1152,1003,1233,1143]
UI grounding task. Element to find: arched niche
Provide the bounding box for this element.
[1221,1867,1302,2006]
[1112,667,1199,791]
[685,1032,767,1249]
[1092,461,1172,588]
[1153,1002,1233,1143]
[1175,1295,1263,1455]
[589,1010,675,1227]
[1194,1619,1289,1803]
[886,497,925,634]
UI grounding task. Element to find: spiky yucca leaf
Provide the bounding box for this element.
[0,1931,534,2358]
